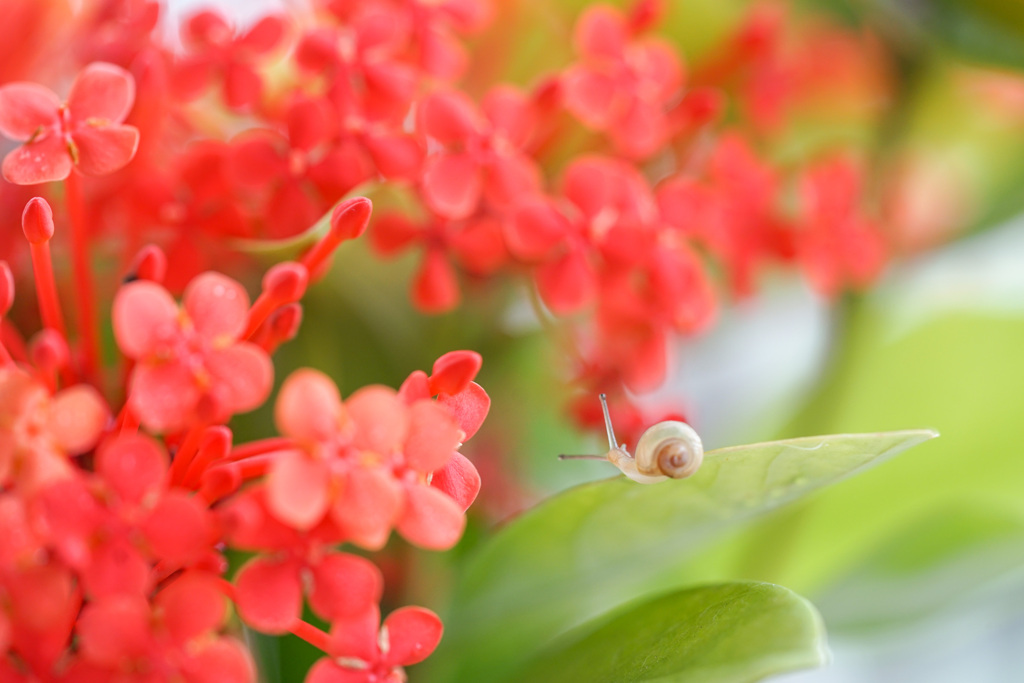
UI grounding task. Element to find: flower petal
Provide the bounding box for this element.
[418,91,480,145]
[185,638,257,683]
[574,5,627,61]
[2,135,72,185]
[266,450,330,531]
[80,536,150,599]
[429,452,480,512]
[0,83,59,140]
[328,606,380,661]
[224,62,262,110]
[72,124,140,175]
[233,556,302,633]
[112,280,180,359]
[309,553,383,621]
[536,248,595,314]
[141,492,211,565]
[95,434,168,505]
[48,385,109,455]
[396,483,465,550]
[275,369,344,443]
[420,153,481,220]
[77,596,151,666]
[345,386,408,455]
[381,606,443,667]
[67,62,136,124]
[428,350,481,397]
[183,272,250,342]
[155,571,226,645]
[437,381,490,441]
[506,199,570,261]
[331,467,402,550]
[129,362,199,434]
[404,400,459,473]
[229,130,286,188]
[412,249,460,313]
[237,15,287,55]
[205,343,273,417]
[306,659,370,683]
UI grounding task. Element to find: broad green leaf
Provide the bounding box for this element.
[518,582,827,683]
[814,505,1024,632]
[434,430,935,682]
[718,307,1024,625]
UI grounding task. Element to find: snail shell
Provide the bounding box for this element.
[636,421,703,479]
[607,421,703,484]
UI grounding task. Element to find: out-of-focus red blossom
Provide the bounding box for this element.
[72,572,254,681]
[418,88,541,220]
[173,10,286,110]
[306,605,443,683]
[219,488,383,634]
[658,134,793,298]
[0,368,108,493]
[34,435,214,599]
[562,4,684,158]
[0,62,140,184]
[370,210,508,313]
[112,272,273,432]
[795,155,886,297]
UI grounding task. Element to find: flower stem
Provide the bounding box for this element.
[64,171,100,384]
[290,620,333,653]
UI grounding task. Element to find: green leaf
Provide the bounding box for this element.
[434,430,936,682]
[518,582,828,683]
[814,505,1024,632]
[718,305,1024,628]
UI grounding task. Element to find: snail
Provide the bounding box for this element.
[560,394,703,484]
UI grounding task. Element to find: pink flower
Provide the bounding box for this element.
[0,62,139,184]
[112,271,273,433]
[0,368,108,493]
[265,364,481,551]
[306,606,443,683]
[74,572,255,682]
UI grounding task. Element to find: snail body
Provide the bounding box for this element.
[560,395,704,485]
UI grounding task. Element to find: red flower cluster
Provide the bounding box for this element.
[0,0,893,433]
[0,186,487,680]
[0,0,904,676]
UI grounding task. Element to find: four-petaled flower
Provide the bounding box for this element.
[113,271,273,433]
[306,606,443,683]
[0,62,140,184]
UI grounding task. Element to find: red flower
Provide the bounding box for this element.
[173,10,286,110]
[112,272,273,433]
[796,155,886,297]
[562,5,684,158]
[370,211,508,313]
[74,572,255,681]
[266,369,469,551]
[306,605,443,683]
[0,62,139,185]
[0,368,108,494]
[417,88,541,221]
